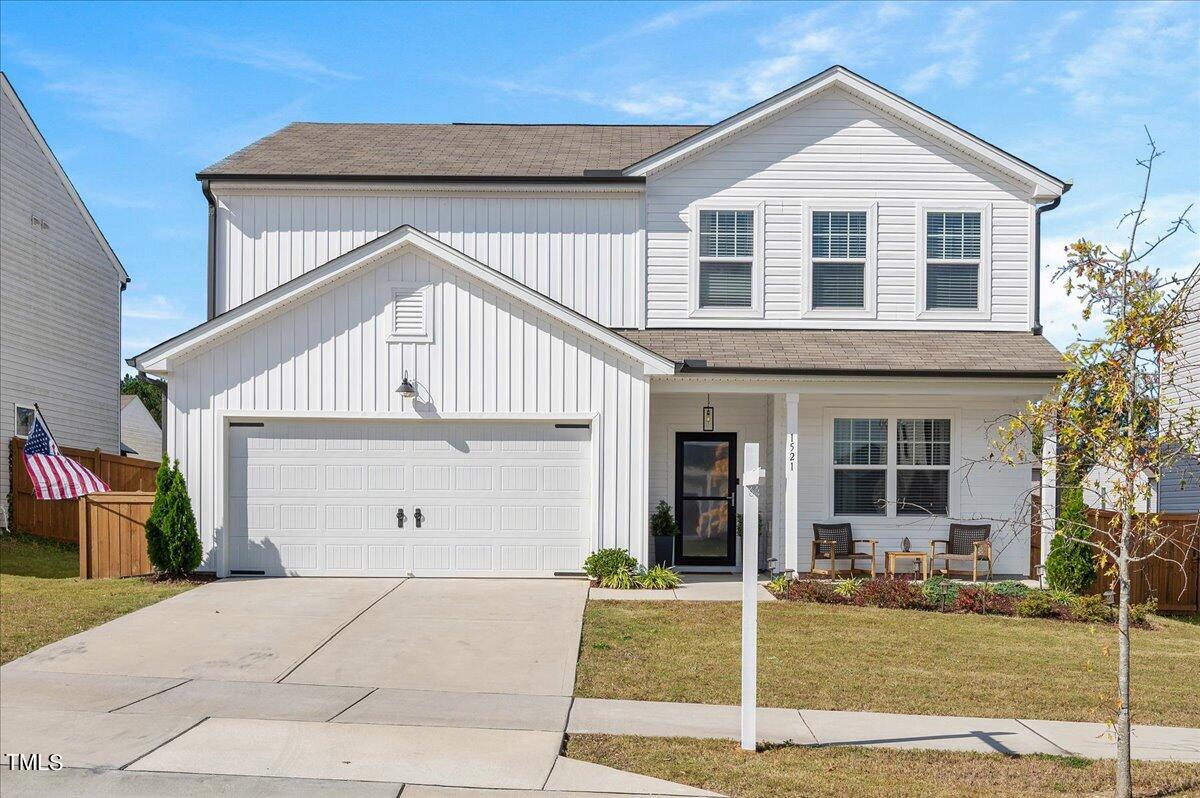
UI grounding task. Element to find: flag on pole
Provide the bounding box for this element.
[22,405,109,500]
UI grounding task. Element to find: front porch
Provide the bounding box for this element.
[645,376,1045,579]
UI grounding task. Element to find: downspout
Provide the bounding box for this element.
[201,179,217,320]
[1032,184,1070,335]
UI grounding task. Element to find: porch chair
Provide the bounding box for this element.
[810,523,877,578]
[929,523,993,582]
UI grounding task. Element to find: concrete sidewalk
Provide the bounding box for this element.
[567,698,1200,762]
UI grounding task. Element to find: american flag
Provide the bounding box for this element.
[22,406,110,500]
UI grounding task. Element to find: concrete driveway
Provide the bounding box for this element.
[1,577,713,798]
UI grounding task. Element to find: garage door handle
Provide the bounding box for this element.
[415,509,424,529]
[396,508,406,529]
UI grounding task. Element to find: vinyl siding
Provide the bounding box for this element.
[1160,280,1199,513]
[645,87,1034,330]
[0,87,121,525]
[121,397,162,461]
[166,248,649,573]
[212,190,643,327]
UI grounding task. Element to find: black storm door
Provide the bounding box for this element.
[674,432,737,566]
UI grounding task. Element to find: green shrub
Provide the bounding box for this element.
[144,454,172,571]
[583,548,638,582]
[636,564,682,590]
[145,463,202,578]
[1130,598,1158,626]
[833,577,865,598]
[1015,589,1060,618]
[767,573,792,596]
[921,575,960,609]
[1045,485,1097,594]
[990,580,1032,599]
[649,500,679,538]
[1067,593,1113,623]
[599,568,636,590]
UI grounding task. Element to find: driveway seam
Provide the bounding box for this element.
[107,678,193,714]
[797,709,820,745]
[325,687,378,722]
[274,579,408,684]
[116,716,210,771]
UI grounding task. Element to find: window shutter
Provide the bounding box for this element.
[926,264,979,309]
[391,286,430,340]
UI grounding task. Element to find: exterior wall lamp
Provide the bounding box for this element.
[703,394,715,432]
[398,371,417,400]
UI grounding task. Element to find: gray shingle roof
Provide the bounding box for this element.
[618,329,1065,376]
[199,123,707,179]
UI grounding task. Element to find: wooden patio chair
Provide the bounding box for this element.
[810,523,877,578]
[929,523,993,582]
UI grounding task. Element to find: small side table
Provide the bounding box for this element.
[886,551,929,580]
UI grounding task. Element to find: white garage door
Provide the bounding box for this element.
[227,420,591,576]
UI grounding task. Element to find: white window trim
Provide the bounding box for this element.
[823,408,961,521]
[688,199,765,318]
[801,200,878,320]
[916,202,991,321]
[386,283,434,344]
[14,403,34,439]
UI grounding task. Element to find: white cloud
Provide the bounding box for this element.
[900,4,986,95]
[124,294,184,321]
[191,33,357,84]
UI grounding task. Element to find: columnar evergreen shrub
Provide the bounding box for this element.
[1045,486,1098,594]
[144,454,172,571]
[146,460,202,577]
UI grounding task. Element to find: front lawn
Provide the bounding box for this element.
[0,532,198,664]
[565,735,1200,798]
[576,600,1200,727]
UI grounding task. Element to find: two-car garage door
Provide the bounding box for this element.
[227,420,591,576]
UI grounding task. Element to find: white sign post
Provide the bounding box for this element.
[741,442,765,751]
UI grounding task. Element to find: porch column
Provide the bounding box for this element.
[784,393,800,573]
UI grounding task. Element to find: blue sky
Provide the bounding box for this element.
[1,0,1197,366]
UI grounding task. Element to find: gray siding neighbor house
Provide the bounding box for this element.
[1160,267,1199,513]
[0,72,129,527]
[120,394,162,461]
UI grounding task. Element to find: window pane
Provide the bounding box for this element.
[926,211,981,261]
[699,262,752,308]
[833,418,887,465]
[897,469,949,515]
[15,406,34,437]
[812,211,866,263]
[813,263,865,308]
[835,470,886,515]
[897,419,951,466]
[699,209,753,258]
[927,263,979,309]
[680,440,732,497]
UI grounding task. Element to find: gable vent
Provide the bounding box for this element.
[389,285,432,342]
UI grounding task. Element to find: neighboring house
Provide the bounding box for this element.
[132,66,1068,578]
[1159,266,1199,513]
[0,73,129,528]
[120,394,162,461]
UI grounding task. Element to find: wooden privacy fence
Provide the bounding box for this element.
[1082,509,1200,614]
[9,437,158,543]
[78,492,155,579]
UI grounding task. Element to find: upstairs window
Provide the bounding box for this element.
[925,211,981,310]
[812,210,867,308]
[698,209,754,309]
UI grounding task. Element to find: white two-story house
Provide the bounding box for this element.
[132,66,1068,578]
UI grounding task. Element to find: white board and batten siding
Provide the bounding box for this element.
[0,77,123,526]
[210,188,643,327]
[645,89,1035,330]
[166,247,650,575]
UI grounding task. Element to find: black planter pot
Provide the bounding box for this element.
[652,535,676,567]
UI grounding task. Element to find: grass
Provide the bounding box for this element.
[565,735,1200,798]
[0,532,198,664]
[576,600,1200,727]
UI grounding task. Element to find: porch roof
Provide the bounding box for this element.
[618,329,1066,378]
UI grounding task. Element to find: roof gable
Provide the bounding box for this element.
[131,226,674,375]
[623,66,1067,199]
[0,73,129,283]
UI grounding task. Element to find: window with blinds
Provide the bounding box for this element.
[833,418,887,515]
[896,418,950,515]
[698,209,754,308]
[812,210,866,309]
[926,211,981,310]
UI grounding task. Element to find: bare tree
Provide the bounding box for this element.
[991,131,1198,798]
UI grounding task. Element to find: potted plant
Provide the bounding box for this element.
[649,500,679,566]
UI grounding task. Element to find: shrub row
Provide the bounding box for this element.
[768,575,1156,627]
